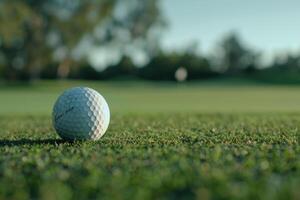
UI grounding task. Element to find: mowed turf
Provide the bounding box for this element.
[2,79,300,115]
[0,80,299,199]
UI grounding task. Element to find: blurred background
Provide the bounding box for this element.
[1,0,300,114]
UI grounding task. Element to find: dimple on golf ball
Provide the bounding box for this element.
[52,87,110,141]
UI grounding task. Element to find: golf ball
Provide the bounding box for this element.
[52,87,110,140]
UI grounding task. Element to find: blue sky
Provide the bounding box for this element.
[161,0,300,61]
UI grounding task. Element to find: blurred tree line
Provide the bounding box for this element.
[0,0,300,83]
[0,0,163,80]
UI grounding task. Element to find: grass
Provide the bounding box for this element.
[2,80,300,115]
[0,80,299,199]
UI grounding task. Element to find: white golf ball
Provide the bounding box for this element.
[52,87,110,141]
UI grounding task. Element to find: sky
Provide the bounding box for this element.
[161,0,300,62]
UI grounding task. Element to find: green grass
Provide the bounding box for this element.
[2,80,300,115]
[0,80,299,199]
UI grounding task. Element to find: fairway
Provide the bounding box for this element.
[1,80,300,115]
[0,81,299,199]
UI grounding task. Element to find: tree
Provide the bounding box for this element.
[272,54,300,72]
[256,53,300,84]
[98,56,136,79]
[0,0,164,80]
[0,0,113,80]
[139,51,215,81]
[214,32,260,74]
